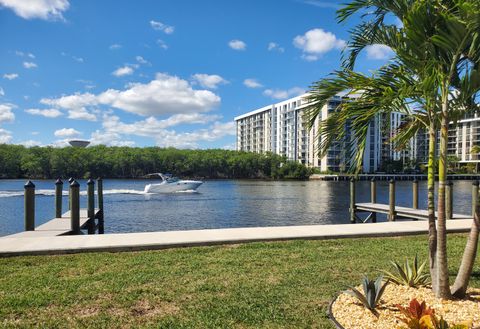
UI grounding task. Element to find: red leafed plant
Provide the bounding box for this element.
[397,298,435,323]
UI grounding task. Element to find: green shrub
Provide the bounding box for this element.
[345,275,388,314]
[382,254,429,288]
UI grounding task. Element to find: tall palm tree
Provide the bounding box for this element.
[306,0,480,299]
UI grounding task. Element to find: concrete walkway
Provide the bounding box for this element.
[0,219,473,257]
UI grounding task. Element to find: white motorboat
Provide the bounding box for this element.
[144,173,203,193]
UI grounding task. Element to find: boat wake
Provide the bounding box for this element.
[0,188,199,198]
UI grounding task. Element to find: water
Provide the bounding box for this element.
[0,179,475,237]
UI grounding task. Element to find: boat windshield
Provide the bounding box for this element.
[166,177,179,183]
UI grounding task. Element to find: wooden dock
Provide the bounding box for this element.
[7,209,102,238]
[355,203,471,221]
[350,178,477,223]
[11,178,105,238]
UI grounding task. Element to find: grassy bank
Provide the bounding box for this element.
[1,235,479,328]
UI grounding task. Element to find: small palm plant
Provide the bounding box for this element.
[383,254,429,288]
[345,275,389,315]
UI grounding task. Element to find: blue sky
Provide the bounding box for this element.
[0,0,391,149]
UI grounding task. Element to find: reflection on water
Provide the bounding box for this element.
[0,179,475,236]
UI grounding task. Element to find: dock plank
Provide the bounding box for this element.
[6,209,99,238]
[355,202,471,220]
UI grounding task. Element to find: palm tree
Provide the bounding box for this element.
[306,0,480,299]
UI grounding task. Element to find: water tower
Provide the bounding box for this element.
[68,140,90,148]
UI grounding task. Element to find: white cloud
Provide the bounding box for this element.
[0,128,12,143]
[90,130,135,147]
[3,73,19,80]
[222,143,236,150]
[293,28,345,60]
[135,56,148,64]
[72,56,84,63]
[19,140,42,147]
[112,66,134,77]
[0,0,69,20]
[365,44,394,60]
[25,108,63,118]
[302,54,320,61]
[23,61,37,69]
[156,39,168,50]
[228,39,246,51]
[54,128,81,138]
[67,108,97,121]
[268,42,284,53]
[41,73,221,117]
[102,113,220,136]
[109,44,122,50]
[15,51,35,58]
[150,20,174,34]
[191,74,228,89]
[0,103,15,123]
[93,113,234,148]
[300,0,340,9]
[243,78,263,89]
[263,87,304,100]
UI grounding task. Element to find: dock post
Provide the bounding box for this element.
[388,179,396,221]
[446,181,453,220]
[412,179,419,210]
[55,178,63,218]
[350,178,356,223]
[472,181,479,217]
[68,177,74,210]
[97,177,104,234]
[70,180,80,234]
[370,178,377,222]
[24,181,35,231]
[87,178,95,234]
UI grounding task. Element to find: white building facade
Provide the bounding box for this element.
[235,93,406,173]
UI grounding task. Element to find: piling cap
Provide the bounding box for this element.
[97,177,102,181]
[413,179,418,183]
[55,178,63,185]
[389,179,395,183]
[68,177,74,183]
[87,178,94,185]
[70,180,80,187]
[473,180,479,186]
[350,177,355,182]
[371,178,375,182]
[24,180,35,188]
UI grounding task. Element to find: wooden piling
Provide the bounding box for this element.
[70,180,80,234]
[350,178,356,223]
[472,181,479,217]
[412,179,418,210]
[388,179,396,221]
[97,177,104,234]
[87,178,95,234]
[68,177,74,210]
[446,181,453,220]
[55,178,63,218]
[370,179,376,222]
[24,181,35,231]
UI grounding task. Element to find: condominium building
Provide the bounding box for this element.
[448,114,480,164]
[235,94,480,172]
[235,93,406,173]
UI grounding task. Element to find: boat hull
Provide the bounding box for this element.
[144,180,203,193]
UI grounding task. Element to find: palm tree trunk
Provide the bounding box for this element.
[451,193,480,298]
[435,110,452,299]
[427,122,438,291]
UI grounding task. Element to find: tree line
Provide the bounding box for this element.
[0,144,312,180]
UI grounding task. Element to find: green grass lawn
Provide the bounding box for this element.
[1,234,479,328]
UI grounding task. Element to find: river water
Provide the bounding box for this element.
[0,179,475,237]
